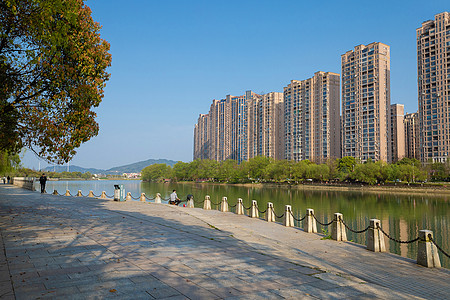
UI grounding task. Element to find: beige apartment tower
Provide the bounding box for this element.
[417,12,450,163]
[404,112,420,159]
[390,104,405,162]
[284,71,340,163]
[194,91,284,162]
[341,42,391,162]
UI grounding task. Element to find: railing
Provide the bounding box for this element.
[45,188,448,268]
[12,177,35,191]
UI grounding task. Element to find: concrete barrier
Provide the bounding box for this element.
[266,202,275,222]
[12,177,35,191]
[250,200,258,218]
[417,230,441,268]
[304,208,317,233]
[284,205,294,227]
[88,191,94,197]
[140,193,146,202]
[220,197,229,212]
[126,192,132,201]
[203,195,211,210]
[154,193,161,203]
[367,219,385,252]
[331,213,347,241]
[236,198,244,215]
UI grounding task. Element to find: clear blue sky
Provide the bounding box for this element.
[22,0,449,170]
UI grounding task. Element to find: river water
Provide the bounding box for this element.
[37,180,449,268]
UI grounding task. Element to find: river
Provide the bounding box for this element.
[37,179,450,268]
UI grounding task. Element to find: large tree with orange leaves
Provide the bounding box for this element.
[0,0,111,163]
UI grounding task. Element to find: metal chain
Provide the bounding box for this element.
[194,199,205,204]
[144,195,155,201]
[290,210,306,222]
[339,217,370,234]
[228,203,237,208]
[93,193,101,198]
[130,195,140,200]
[311,213,334,226]
[105,194,114,198]
[271,206,284,219]
[377,225,420,244]
[257,207,267,214]
[429,234,450,259]
[211,201,221,206]
[242,204,252,210]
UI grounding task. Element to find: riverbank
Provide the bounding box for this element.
[183,181,450,197]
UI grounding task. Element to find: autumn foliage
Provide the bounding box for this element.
[0,0,111,163]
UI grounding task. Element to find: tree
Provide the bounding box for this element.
[141,164,172,182]
[1,0,111,163]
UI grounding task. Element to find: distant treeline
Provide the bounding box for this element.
[141,156,450,185]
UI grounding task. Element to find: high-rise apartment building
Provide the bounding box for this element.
[284,71,340,163]
[193,114,209,160]
[390,104,405,162]
[404,112,420,159]
[194,91,283,162]
[417,12,450,163]
[341,42,391,162]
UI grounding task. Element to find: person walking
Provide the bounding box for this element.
[39,173,47,193]
[7,176,10,184]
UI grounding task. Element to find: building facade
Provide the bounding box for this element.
[194,91,284,163]
[390,104,405,162]
[283,71,340,163]
[341,42,391,162]
[417,12,450,163]
[404,112,420,159]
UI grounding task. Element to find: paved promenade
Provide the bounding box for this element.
[0,185,449,299]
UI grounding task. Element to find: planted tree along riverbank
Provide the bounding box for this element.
[141,156,450,185]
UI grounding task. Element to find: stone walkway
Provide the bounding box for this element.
[0,185,449,300]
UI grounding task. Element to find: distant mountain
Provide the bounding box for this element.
[43,158,178,174]
[43,165,105,174]
[106,158,178,173]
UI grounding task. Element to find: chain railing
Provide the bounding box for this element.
[270,206,284,219]
[311,212,334,226]
[429,234,450,259]
[339,217,370,234]
[290,210,306,222]
[377,224,421,244]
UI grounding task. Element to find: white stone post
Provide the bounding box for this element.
[76,190,82,197]
[53,190,58,195]
[140,193,146,202]
[304,208,317,233]
[250,200,259,218]
[154,193,161,203]
[367,219,385,252]
[220,197,229,212]
[417,230,441,268]
[266,202,275,222]
[331,213,347,241]
[65,190,71,196]
[284,205,294,227]
[126,192,132,201]
[100,191,107,199]
[88,190,94,197]
[236,198,244,215]
[203,195,211,210]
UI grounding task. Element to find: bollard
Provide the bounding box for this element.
[88,190,94,197]
[187,195,194,208]
[100,191,107,199]
[417,230,441,268]
[331,213,347,241]
[236,198,244,215]
[304,208,317,233]
[203,195,211,210]
[140,193,146,202]
[53,190,58,195]
[220,197,229,212]
[266,202,275,222]
[76,190,82,197]
[65,190,71,196]
[284,205,294,227]
[126,192,132,201]
[154,193,161,203]
[367,219,385,252]
[250,200,259,218]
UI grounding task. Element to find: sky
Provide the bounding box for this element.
[22,0,450,170]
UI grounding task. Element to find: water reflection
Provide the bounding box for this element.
[38,180,449,268]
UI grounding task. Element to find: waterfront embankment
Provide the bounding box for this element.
[0,184,449,299]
